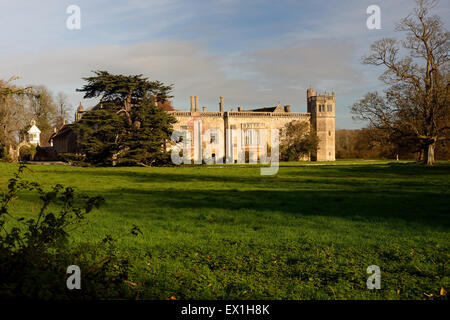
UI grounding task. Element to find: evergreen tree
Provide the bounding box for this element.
[74,71,176,166]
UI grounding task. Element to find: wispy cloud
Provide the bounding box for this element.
[0,38,362,116]
[0,0,449,128]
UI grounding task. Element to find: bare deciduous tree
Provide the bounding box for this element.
[28,85,57,134]
[55,92,73,127]
[0,77,34,152]
[1,78,70,151]
[352,0,449,165]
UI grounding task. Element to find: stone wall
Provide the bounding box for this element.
[307,90,336,161]
[169,110,312,162]
[170,88,336,162]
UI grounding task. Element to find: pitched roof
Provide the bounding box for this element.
[249,106,278,112]
[244,103,286,113]
[28,124,41,134]
[48,124,75,142]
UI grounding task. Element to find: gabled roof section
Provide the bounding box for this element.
[248,102,286,113]
[48,124,75,142]
[28,124,41,134]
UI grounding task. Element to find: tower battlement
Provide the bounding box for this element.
[307,87,335,161]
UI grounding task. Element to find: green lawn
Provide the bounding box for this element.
[0,160,449,299]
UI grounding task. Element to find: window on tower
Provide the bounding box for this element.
[327,105,332,112]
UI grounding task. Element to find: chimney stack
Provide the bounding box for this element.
[219,96,224,113]
[195,96,199,112]
[202,106,206,112]
[284,105,291,113]
[190,96,194,112]
[238,107,242,112]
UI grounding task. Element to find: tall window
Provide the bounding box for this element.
[327,105,332,112]
[210,133,217,144]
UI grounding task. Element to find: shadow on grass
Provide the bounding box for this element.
[38,163,450,188]
[100,187,449,229]
[32,164,450,229]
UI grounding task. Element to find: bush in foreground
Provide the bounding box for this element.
[0,164,138,299]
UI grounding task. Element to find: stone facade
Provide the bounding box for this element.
[307,88,336,161]
[169,88,335,162]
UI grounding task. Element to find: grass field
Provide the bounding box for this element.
[0,160,449,299]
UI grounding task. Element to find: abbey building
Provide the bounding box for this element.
[168,87,335,162]
[53,87,335,162]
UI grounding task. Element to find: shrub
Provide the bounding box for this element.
[34,146,58,161]
[57,153,91,167]
[19,146,31,161]
[0,164,137,299]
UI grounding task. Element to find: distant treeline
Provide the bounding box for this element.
[336,129,450,161]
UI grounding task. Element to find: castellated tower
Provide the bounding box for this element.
[307,87,335,161]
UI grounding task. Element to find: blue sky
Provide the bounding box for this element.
[1,0,449,128]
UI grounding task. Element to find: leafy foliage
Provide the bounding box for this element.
[74,71,177,166]
[0,76,33,97]
[0,164,137,299]
[280,121,319,161]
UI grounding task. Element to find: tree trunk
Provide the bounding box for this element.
[424,142,435,165]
